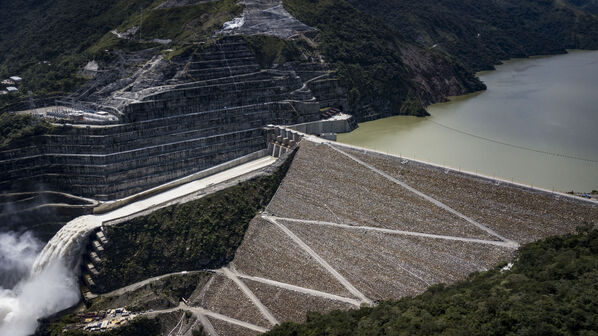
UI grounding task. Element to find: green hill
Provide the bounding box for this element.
[0,0,154,94]
[267,225,598,336]
[281,0,598,119]
[344,0,598,71]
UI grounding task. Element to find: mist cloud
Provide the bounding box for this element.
[0,232,81,336]
[0,232,41,289]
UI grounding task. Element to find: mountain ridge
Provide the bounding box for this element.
[1,0,598,119]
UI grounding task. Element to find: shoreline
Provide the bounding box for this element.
[340,50,598,193]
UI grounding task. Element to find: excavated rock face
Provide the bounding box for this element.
[399,44,486,106]
[0,37,324,203]
[219,0,315,38]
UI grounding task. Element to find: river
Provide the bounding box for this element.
[339,50,598,192]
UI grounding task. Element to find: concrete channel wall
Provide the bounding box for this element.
[289,115,357,137]
[94,149,270,214]
[0,191,98,240]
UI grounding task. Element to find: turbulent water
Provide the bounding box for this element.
[0,216,102,336]
[340,51,598,192]
[32,216,102,273]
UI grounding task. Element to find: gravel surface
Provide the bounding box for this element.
[157,311,198,336]
[244,279,356,323]
[338,145,598,243]
[194,274,270,328]
[283,220,513,301]
[232,217,355,297]
[176,140,597,333]
[267,141,499,240]
[208,317,261,336]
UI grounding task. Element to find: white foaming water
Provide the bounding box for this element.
[0,216,102,336]
[33,216,102,273]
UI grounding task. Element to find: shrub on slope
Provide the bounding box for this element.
[0,113,53,147]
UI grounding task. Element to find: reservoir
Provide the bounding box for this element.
[339,51,598,193]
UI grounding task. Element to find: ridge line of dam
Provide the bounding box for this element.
[328,140,598,205]
[274,216,518,248]
[328,143,516,245]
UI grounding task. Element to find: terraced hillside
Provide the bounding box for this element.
[0,37,334,202]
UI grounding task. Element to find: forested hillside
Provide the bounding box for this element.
[283,0,485,119]
[0,113,53,147]
[345,0,598,71]
[0,0,155,94]
[267,225,598,336]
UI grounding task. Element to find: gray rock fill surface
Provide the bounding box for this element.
[219,0,315,38]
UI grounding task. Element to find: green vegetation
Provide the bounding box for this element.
[124,0,240,44]
[90,0,241,55]
[44,317,160,336]
[243,35,312,68]
[345,0,598,72]
[0,0,157,96]
[0,113,53,147]
[399,91,428,117]
[0,0,240,100]
[192,329,207,336]
[95,155,294,292]
[283,0,419,117]
[267,224,598,336]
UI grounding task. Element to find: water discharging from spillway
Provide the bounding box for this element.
[0,216,102,336]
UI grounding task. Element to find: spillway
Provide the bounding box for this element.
[32,215,102,274]
[0,153,279,335]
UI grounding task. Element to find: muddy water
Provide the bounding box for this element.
[339,51,598,192]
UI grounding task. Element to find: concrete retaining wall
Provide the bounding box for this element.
[94,149,270,214]
[0,37,324,201]
[289,116,357,135]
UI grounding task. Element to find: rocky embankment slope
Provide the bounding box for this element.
[64,139,597,335]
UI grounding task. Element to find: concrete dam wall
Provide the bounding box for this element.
[0,37,330,202]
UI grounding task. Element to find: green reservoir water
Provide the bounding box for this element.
[339,51,598,192]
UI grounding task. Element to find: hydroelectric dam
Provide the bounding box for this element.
[1,1,597,334]
[22,133,598,336]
